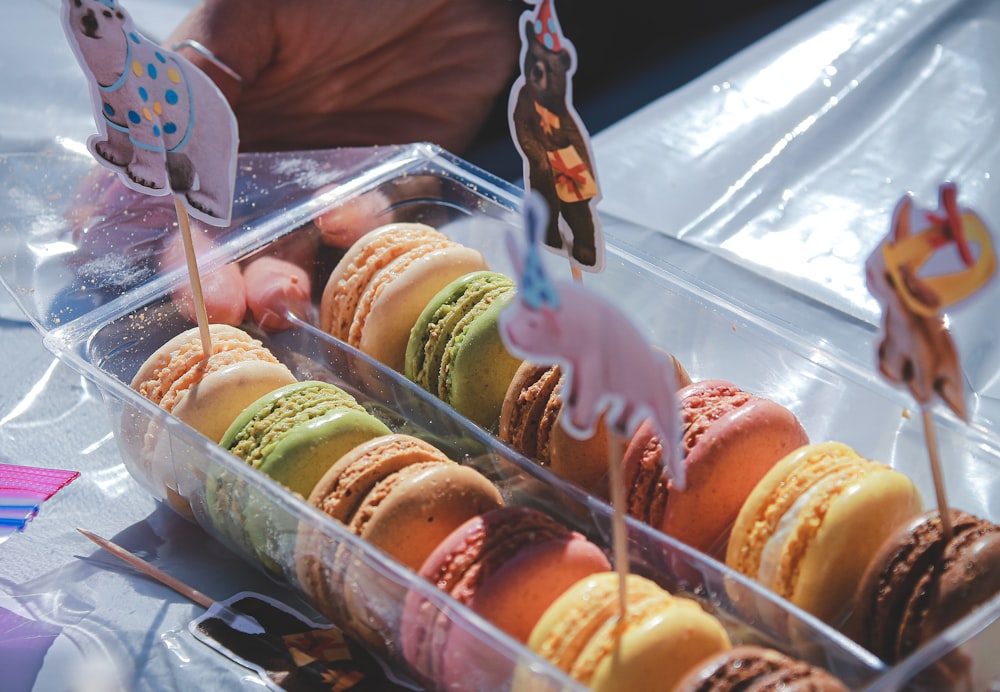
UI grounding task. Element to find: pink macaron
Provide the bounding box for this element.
[400,505,610,689]
[623,379,808,557]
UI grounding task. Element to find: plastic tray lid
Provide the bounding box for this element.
[0,141,502,337]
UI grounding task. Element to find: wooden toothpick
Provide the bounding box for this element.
[173,197,213,360]
[77,527,214,609]
[920,408,953,541]
[606,432,629,623]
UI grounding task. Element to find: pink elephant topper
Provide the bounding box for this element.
[499,192,685,489]
[865,182,997,420]
[508,0,604,273]
[62,0,238,227]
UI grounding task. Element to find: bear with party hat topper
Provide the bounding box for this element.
[509,0,604,272]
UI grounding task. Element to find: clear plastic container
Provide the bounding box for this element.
[2,141,997,690]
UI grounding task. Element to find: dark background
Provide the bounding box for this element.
[466,0,828,181]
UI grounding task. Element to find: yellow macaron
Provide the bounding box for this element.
[521,572,731,691]
[726,441,923,625]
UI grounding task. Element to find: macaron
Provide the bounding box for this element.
[400,506,610,688]
[623,379,809,557]
[220,380,391,497]
[849,508,1000,664]
[128,324,296,517]
[405,270,523,429]
[499,361,610,493]
[294,433,504,646]
[319,222,488,371]
[673,645,848,691]
[521,572,732,692]
[131,324,296,444]
[210,380,391,575]
[726,441,923,625]
[501,354,691,496]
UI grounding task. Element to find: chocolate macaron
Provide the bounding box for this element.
[850,508,1000,663]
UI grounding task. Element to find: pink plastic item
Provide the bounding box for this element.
[499,192,685,489]
[0,464,79,537]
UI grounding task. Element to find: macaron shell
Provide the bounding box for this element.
[358,244,488,371]
[851,509,1000,663]
[673,645,848,691]
[337,463,506,650]
[319,222,445,338]
[526,573,730,692]
[169,360,298,444]
[727,442,922,625]
[129,325,295,518]
[351,462,504,571]
[671,390,809,556]
[586,596,731,692]
[402,506,611,687]
[548,406,610,495]
[499,361,559,460]
[257,409,392,497]
[463,528,610,644]
[787,464,922,623]
[131,324,287,409]
[307,434,443,524]
[441,287,522,429]
[406,270,509,394]
[295,434,503,650]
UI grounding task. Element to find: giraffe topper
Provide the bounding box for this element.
[865,183,997,420]
[499,192,684,489]
[62,0,238,227]
[508,0,604,273]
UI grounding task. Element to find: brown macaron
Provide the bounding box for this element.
[674,645,847,691]
[499,361,610,494]
[850,508,1000,663]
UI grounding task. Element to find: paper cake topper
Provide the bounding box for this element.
[499,192,683,489]
[508,0,604,274]
[865,183,997,421]
[866,182,997,540]
[62,0,238,227]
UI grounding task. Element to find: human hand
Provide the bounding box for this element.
[166,0,521,154]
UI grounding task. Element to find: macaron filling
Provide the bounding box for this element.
[756,464,870,597]
[731,445,860,579]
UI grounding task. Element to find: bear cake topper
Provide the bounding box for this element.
[500,192,682,612]
[509,0,604,277]
[62,0,240,355]
[866,182,997,539]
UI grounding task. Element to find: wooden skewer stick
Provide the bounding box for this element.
[77,527,214,609]
[173,197,213,360]
[606,432,629,625]
[920,407,953,541]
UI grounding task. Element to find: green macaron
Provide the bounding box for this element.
[405,271,523,430]
[210,380,391,575]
